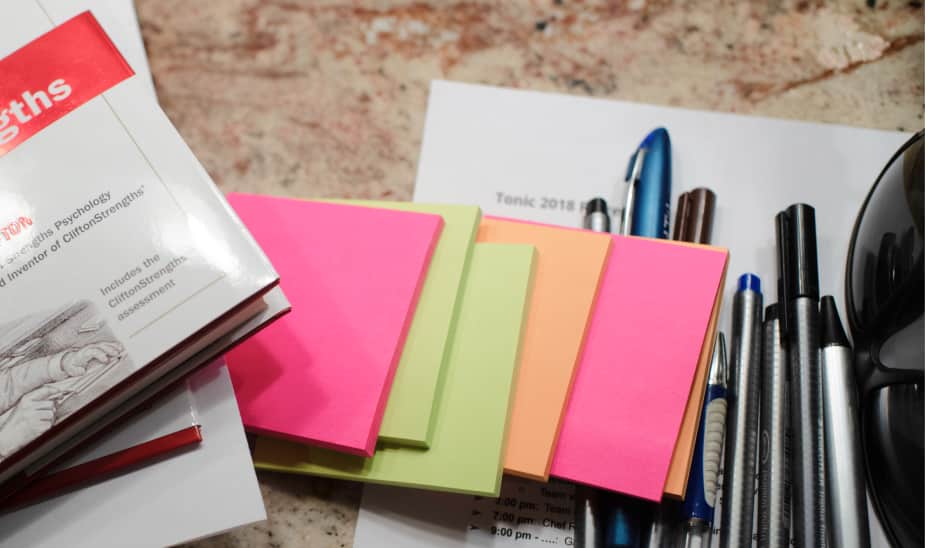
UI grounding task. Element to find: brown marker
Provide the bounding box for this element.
[672,188,716,244]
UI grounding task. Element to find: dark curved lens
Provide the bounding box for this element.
[847,132,924,353]
[862,384,924,547]
[846,130,925,548]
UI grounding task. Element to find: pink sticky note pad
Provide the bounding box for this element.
[225,194,442,457]
[550,236,727,501]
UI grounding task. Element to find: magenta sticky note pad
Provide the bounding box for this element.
[225,194,443,457]
[550,236,727,500]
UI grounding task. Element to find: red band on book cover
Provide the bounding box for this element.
[0,11,134,158]
[0,425,202,510]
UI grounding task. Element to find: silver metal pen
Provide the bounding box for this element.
[776,204,826,548]
[820,295,870,548]
[758,304,791,548]
[644,501,678,548]
[575,485,604,548]
[576,200,610,548]
[719,273,763,548]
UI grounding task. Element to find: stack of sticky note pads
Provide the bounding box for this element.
[224,193,728,501]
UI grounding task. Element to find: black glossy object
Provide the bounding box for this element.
[845,130,925,548]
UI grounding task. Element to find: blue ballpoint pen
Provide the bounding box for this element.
[619,128,672,238]
[682,332,729,548]
[607,128,674,548]
[609,128,674,548]
[603,492,642,548]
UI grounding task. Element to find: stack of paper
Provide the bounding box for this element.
[248,211,727,500]
[225,172,726,503]
[477,217,611,481]
[224,194,443,457]
[331,201,481,448]
[549,236,727,500]
[254,243,537,496]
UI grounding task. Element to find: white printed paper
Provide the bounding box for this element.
[355,478,577,548]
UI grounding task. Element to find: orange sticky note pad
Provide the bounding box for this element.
[663,256,727,499]
[477,217,611,481]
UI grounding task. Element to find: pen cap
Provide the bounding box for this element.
[673,188,716,244]
[738,273,761,293]
[689,188,716,244]
[780,203,820,300]
[584,197,611,233]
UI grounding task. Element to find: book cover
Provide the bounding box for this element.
[0,7,278,487]
[253,243,536,497]
[225,194,442,457]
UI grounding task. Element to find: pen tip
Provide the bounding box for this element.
[820,295,851,347]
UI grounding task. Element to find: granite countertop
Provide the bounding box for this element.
[134,0,924,546]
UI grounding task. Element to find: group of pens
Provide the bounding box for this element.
[575,143,868,547]
[707,202,867,548]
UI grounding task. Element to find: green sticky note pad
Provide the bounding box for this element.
[331,201,481,447]
[254,243,536,497]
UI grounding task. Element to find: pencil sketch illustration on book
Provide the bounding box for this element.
[0,301,132,462]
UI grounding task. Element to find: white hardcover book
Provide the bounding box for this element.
[0,2,278,489]
[0,6,288,545]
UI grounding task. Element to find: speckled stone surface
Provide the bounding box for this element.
[135,1,923,546]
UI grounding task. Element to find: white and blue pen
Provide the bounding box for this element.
[682,332,729,548]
